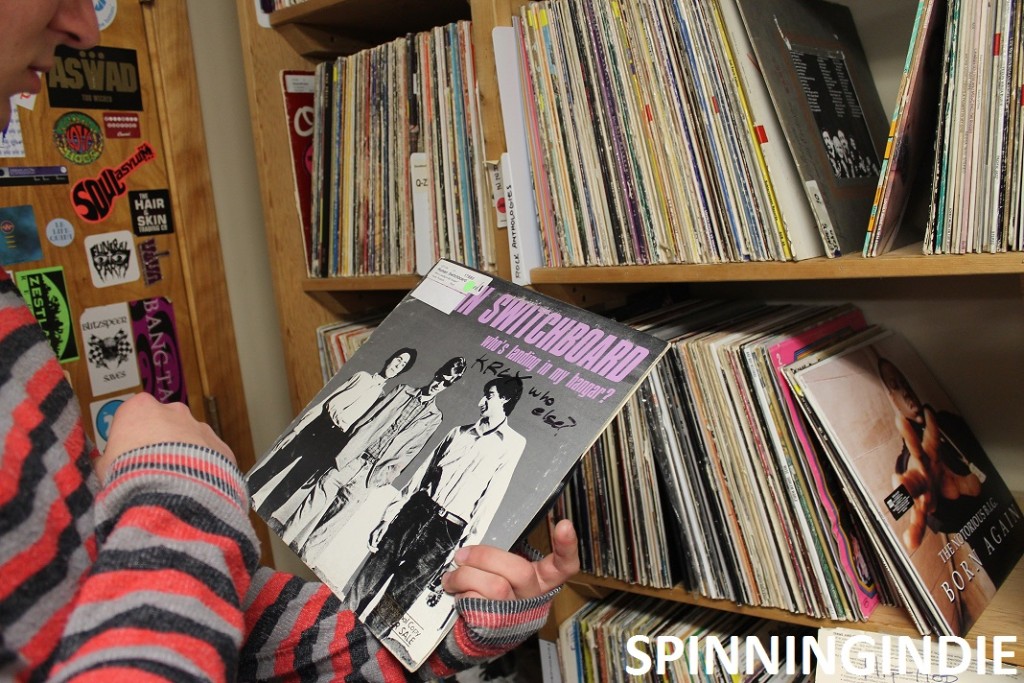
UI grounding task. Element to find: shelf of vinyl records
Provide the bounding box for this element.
[530,247,1024,284]
[267,0,471,58]
[561,550,1024,666]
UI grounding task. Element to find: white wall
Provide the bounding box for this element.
[185,0,313,577]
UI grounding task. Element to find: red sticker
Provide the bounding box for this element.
[103,112,141,139]
[70,142,156,223]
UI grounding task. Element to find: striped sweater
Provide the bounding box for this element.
[0,268,554,682]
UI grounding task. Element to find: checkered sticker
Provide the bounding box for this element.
[80,301,140,396]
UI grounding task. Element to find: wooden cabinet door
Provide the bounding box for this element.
[0,0,261,537]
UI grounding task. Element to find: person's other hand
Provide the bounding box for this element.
[441,519,579,601]
[94,393,235,484]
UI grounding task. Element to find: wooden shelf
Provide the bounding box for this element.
[300,275,420,316]
[531,246,1024,284]
[301,274,421,292]
[569,553,1024,666]
[269,0,471,57]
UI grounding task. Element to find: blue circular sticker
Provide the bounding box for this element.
[94,0,117,31]
[94,398,125,442]
[46,218,75,247]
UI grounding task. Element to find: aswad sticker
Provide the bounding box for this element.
[0,204,43,266]
[84,229,140,287]
[138,237,168,285]
[129,189,174,235]
[70,142,155,222]
[89,392,135,451]
[94,0,117,31]
[129,297,188,404]
[53,111,105,165]
[80,301,140,396]
[14,266,80,363]
[47,45,142,111]
[46,218,75,247]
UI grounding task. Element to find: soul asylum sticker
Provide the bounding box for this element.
[70,142,155,223]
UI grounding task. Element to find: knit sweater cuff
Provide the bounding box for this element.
[449,585,560,658]
[96,443,257,548]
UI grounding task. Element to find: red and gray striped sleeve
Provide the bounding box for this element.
[47,444,261,682]
[238,568,558,681]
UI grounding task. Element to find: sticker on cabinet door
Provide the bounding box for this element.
[138,237,168,285]
[0,205,43,266]
[89,392,135,451]
[0,165,69,186]
[129,189,174,235]
[47,45,142,111]
[103,112,139,139]
[70,142,155,222]
[130,297,188,405]
[94,0,117,31]
[85,230,140,287]
[0,107,25,158]
[81,302,140,395]
[14,266,80,363]
[46,218,76,247]
[53,111,105,165]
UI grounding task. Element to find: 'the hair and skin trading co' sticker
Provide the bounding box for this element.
[0,204,43,266]
[129,189,174,236]
[53,111,105,165]
[15,266,80,363]
[71,142,155,222]
[138,237,168,285]
[80,302,140,396]
[47,45,142,111]
[85,230,140,287]
[130,297,187,404]
[46,218,75,247]
[89,392,135,451]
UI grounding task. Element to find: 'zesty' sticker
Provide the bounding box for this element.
[70,142,155,222]
[130,297,188,404]
[80,301,140,396]
[15,266,80,363]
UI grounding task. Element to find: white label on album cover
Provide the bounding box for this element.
[80,302,140,396]
[805,179,842,257]
[284,73,315,93]
[411,153,433,276]
[414,260,492,313]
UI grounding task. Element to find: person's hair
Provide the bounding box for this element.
[484,376,524,416]
[382,347,416,375]
[433,356,467,385]
[878,357,916,400]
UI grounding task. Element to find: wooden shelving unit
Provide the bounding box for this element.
[235,0,1024,671]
